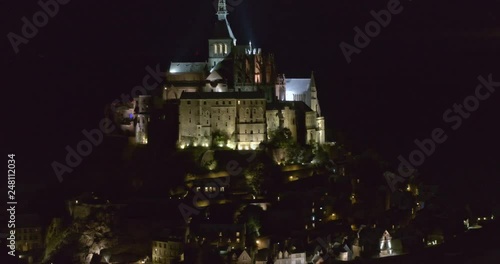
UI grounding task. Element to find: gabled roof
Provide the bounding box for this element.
[206,70,223,81]
[169,62,207,73]
[266,100,314,112]
[238,250,252,261]
[209,58,234,84]
[310,71,317,91]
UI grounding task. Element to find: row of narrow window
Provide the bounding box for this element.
[189,108,262,115]
[186,100,265,105]
[214,43,228,54]
[189,116,268,124]
[240,100,264,105]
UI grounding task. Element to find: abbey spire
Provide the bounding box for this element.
[209,0,237,69]
[217,0,229,21]
[310,71,321,117]
[215,0,236,46]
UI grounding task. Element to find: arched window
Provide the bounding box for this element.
[224,44,228,54]
[219,44,223,54]
[214,44,218,54]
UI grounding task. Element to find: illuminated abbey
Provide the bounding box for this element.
[114,0,326,149]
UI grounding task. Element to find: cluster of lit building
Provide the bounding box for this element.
[111,0,326,150]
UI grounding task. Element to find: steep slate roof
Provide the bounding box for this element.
[206,70,223,81]
[169,62,208,73]
[210,58,234,84]
[266,100,314,112]
[180,91,265,100]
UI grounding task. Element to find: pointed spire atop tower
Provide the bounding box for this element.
[309,71,321,116]
[310,71,316,91]
[217,0,228,21]
[213,0,236,46]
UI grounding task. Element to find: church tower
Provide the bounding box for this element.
[208,0,237,70]
[275,74,286,101]
[309,71,325,144]
[309,71,321,116]
[135,95,151,144]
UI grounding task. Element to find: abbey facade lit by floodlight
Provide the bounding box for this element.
[171,0,326,150]
[111,0,326,149]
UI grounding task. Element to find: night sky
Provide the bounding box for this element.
[4,0,500,202]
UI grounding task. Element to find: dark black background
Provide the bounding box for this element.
[3,0,500,203]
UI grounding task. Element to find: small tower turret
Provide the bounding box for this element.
[276,74,286,101]
[135,95,151,144]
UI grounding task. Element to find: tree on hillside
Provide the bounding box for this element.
[286,142,313,164]
[211,130,229,148]
[312,143,330,166]
[243,153,282,196]
[244,161,265,196]
[268,127,293,149]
